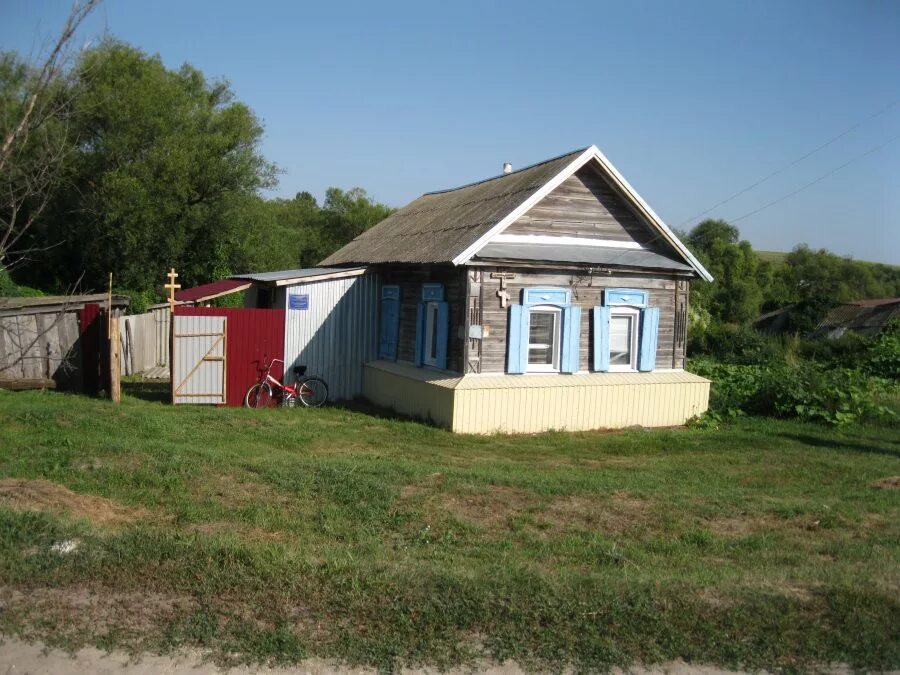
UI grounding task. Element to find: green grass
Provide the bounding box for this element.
[0,384,898,672]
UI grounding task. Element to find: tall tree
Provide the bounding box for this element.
[20,39,275,296]
[0,0,100,286]
[686,219,764,325]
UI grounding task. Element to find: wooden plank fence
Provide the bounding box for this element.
[118,306,170,378]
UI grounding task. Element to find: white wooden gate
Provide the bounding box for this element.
[172,315,226,404]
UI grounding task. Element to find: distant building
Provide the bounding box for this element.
[809,298,900,340]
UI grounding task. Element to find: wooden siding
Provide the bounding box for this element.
[376,265,467,373]
[363,360,709,434]
[506,165,658,247]
[475,267,683,373]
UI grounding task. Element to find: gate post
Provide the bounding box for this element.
[165,268,181,404]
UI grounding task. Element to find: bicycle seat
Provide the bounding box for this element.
[293,365,307,377]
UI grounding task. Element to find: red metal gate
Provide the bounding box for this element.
[175,307,285,406]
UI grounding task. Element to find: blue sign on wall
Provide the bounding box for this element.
[289,294,309,310]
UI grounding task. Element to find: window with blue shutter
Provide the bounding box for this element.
[592,290,660,372]
[414,301,425,367]
[507,287,581,374]
[592,306,611,372]
[434,301,449,369]
[560,306,581,373]
[378,285,400,360]
[506,304,529,373]
[638,306,659,372]
[416,283,449,369]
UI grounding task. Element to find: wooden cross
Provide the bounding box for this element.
[164,267,181,314]
[490,272,516,308]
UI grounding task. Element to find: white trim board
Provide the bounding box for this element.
[490,234,643,250]
[272,267,367,287]
[452,145,714,282]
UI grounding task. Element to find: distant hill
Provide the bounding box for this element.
[756,250,898,270]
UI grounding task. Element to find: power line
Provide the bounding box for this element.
[677,98,900,227]
[730,131,900,223]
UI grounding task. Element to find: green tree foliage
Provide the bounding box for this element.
[686,219,766,325]
[19,40,276,294]
[7,40,394,300]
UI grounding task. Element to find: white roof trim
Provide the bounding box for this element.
[273,267,367,286]
[453,145,713,282]
[490,234,643,250]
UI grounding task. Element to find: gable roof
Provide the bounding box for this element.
[321,145,713,281]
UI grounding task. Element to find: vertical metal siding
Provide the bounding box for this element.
[283,274,378,401]
[361,361,709,434]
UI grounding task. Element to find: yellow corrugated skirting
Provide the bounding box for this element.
[362,360,710,435]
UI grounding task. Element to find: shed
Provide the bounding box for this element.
[171,267,376,404]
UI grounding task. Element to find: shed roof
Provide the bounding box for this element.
[232,267,366,286]
[321,145,712,281]
[810,298,900,338]
[175,279,251,303]
[0,293,129,314]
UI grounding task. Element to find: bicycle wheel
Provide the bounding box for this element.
[245,382,276,408]
[297,377,328,407]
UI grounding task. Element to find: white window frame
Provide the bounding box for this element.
[608,307,640,372]
[526,305,562,373]
[423,301,440,367]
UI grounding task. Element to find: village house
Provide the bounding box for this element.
[317,145,713,433]
[168,145,712,433]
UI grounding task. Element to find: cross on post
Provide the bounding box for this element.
[490,272,516,308]
[164,267,181,314]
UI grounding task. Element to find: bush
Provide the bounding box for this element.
[861,320,900,380]
[688,322,783,365]
[689,357,896,426]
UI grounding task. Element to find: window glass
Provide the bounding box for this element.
[528,310,557,367]
[609,314,633,366]
[428,304,439,360]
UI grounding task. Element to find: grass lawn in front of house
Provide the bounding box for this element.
[0,383,897,672]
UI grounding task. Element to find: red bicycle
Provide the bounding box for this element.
[244,358,328,408]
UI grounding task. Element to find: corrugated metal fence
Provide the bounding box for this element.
[283,274,378,400]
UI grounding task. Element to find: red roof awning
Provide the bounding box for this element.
[175,279,251,303]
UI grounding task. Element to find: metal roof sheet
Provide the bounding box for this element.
[232,267,366,285]
[175,279,250,303]
[474,243,694,271]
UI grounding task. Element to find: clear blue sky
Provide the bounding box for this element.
[2,0,898,264]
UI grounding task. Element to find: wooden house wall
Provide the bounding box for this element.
[506,166,661,249]
[473,267,687,374]
[376,265,467,373]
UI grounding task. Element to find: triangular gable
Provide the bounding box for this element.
[453,146,713,282]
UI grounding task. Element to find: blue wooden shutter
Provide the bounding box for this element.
[560,306,581,373]
[638,307,660,372]
[378,287,400,360]
[414,301,426,367]
[506,304,529,374]
[592,306,611,372]
[435,302,449,369]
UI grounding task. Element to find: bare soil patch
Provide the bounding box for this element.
[0,478,149,525]
[441,486,538,528]
[0,585,196,637]
[870,475,900,490]
[538,490,653,534]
